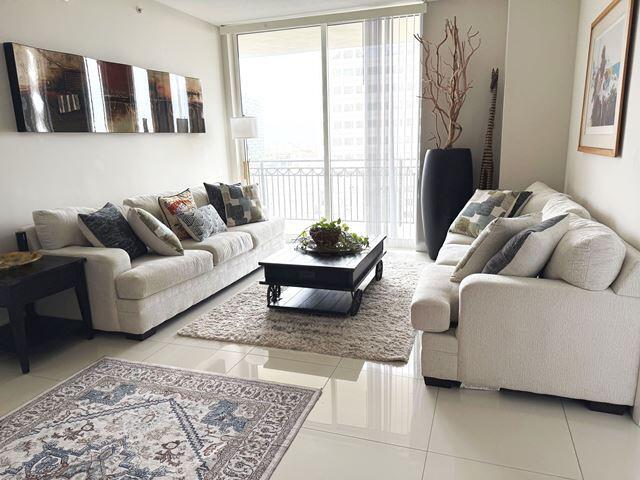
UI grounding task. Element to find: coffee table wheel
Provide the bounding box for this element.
[267,285,281,306]
[375,260,383,281]
[350,290,363,316]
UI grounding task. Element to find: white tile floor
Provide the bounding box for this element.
[1,260,640,479]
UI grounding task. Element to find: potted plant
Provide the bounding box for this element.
[297,218,369,254]
[415,17,480,259]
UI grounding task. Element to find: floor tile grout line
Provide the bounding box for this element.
[300,425,429,453]
[562,400,585,480]
[425,450,580,480]
[420,386,439,477]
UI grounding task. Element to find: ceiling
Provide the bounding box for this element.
[154,0,419,26]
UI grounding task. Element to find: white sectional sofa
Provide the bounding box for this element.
[411,182,640,421]
[21,186,284,338]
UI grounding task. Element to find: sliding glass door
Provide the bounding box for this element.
[237,15,421,245]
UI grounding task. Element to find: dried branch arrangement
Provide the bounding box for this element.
[415,17,481,149]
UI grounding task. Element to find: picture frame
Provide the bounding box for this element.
[578,0,635,156]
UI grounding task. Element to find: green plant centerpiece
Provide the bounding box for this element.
[296,218,369,255]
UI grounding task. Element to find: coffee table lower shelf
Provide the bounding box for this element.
[260,258,383,316]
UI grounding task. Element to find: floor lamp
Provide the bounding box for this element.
[230,116,258,184]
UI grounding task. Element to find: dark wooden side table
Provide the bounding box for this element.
[0,255,93,373]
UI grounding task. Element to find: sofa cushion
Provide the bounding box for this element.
[127,207,183,256]
[543,217,626,291]
[410,264,459,333]
[33,207,96,250]
[520,181,565,215]
[182,231,253,265]
[542,193,591,220]
[204,182,240,224]
[443,232,474,246]
[116,250,213,300]
[484,214,571,277]
[228,218,285,247]
[123,186,209,223]
[449,189,523,238]
[612,242,640,297]
[451,213,542,283]
[78,203,147,260]
[178,205,227,241]
[435,244,471,266]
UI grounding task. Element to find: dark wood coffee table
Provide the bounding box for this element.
[259,235,386,316]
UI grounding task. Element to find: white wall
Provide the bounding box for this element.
[499,0,580,191]
[0,0,231,252]
[420,0,508,187]
[564,0,640,248]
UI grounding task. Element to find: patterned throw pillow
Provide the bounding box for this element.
[483,214,571,277]
[158,189,197,240]
[127,207,184,256]
[450,213,542,283]
[449,190,529,237]
[203,182,241,224]
[77,203,147,259]
[219,183,266,227]
[177,205,227,241]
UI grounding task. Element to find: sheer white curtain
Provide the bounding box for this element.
[363,15,421,248]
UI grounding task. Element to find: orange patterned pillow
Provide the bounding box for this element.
[158,189,197,240]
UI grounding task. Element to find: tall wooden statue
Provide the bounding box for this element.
[479,68,499,189]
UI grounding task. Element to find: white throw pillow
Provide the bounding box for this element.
[483,214,572,277]
[33,207,96,250]
[451,213,542,283]
[127,207,184,256]
[542,193,591,220]
[543,217,625,290]
[520,181,560,215]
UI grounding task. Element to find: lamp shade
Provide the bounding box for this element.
[230,116,258,139]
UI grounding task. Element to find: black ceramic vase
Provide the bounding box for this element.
[421,148,473,260]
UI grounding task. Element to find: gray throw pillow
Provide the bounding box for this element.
[449,190,531,238]
[483,214,572,277]
[127,207,184,256]
[451,213,542,283]
[78,203,147,259]
[177,204,227,241]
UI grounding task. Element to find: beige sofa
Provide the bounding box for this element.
[21,186,284,338]
[411,182,640,421]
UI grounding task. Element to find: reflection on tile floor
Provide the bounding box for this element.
[1,259,640,479]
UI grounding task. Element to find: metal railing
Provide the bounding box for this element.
[249,160,417,232]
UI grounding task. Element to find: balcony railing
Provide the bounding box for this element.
[249,160,417,238]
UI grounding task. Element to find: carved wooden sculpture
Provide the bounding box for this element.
[479,68,499,189]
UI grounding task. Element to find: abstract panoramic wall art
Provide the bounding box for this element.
[578,0,634,156]
[3,43,205,133]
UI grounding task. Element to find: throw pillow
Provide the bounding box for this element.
[543,216,626,290]
[450,213,542,283]
[33,207,96,250]
[127,207,184,256]
[541,193,591,220]
[204,182,241,225]
[177,204,227,241]
[483,214,572,277]
[508,191,533,217]
[158,189,197,240]
[219,183,266,227]
[449,190,525,237]
[78,203,147,259]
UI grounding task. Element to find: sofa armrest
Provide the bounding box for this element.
[38,246,132,332]
[457,273,640,404]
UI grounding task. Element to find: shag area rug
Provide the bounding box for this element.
[0,358,320,479]
[178,253,424,362]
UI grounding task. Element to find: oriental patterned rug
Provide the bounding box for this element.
[0,358,320,479]
[178,253,424,363]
